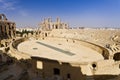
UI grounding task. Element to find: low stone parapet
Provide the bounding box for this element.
[10,38,31,60]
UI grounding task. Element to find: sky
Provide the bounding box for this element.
[0,0,120,28]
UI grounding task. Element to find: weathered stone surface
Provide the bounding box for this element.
[0,14,16,40]
[39,18,69,31]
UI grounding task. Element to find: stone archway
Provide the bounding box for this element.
[0,14,7,20]
[0,54,2,62]
[1,44,4,47]
[113,52,120,61]
[45,33,47,37]
[22,33,28,38]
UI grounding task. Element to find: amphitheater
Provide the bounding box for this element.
[1,14,120,80]
[9,29,120,80]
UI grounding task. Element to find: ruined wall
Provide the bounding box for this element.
[0,14,16,40]
[39,18,69,31]
[32,57,86,80]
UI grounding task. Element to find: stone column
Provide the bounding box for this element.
[0,22,2,38]
[1,23,5,37]
[9,23,12,38]
[6,23,10,38]
[13,23,16,37]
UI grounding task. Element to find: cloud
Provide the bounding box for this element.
[19,10,28,17]
[0,0,17,11]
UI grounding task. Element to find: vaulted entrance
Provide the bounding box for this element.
[113,52,120,61]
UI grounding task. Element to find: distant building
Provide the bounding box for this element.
[16,27,37,32]
[39,18,69,31]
